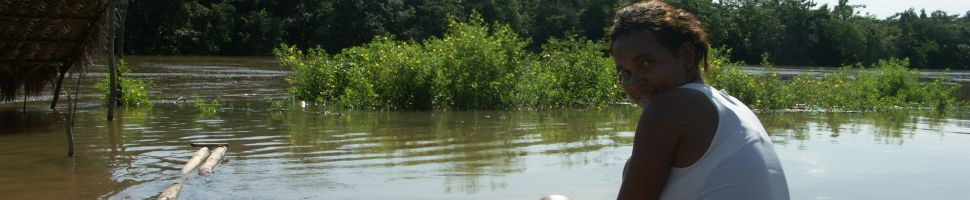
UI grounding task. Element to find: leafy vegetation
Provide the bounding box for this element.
[517,36,623,108]
[95,59,153,107]
[277,17,621,110]
[126,0,969,69]
[279,18,960,111]
[193,96,222,113]
[705,48,961,111]
[265,97,288,111]
[679,0,970,69]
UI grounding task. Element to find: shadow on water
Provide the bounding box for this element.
[0,109,63,135]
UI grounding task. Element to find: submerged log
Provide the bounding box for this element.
[157,147,211,200]
[199,146,228,176]
[181,147,211,175]
[190,143,229,148]
[157,182,183,200]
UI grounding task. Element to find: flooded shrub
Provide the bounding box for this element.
[264,96,288,111]
[277,16,618,110]
[279,19,960,111]
[517,35,623,108]
[856,58,959,110]
[706,51,961,111]
[705,50,792,109]
[95,59,153,107]
[423,17,528,110]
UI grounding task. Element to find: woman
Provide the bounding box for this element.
[610,1,789,199]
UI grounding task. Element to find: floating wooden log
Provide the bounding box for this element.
[181,147,211,175]
[199,146,228,176]
[157,147,211,200]
[157,183,183,200]
[190,143,229,148]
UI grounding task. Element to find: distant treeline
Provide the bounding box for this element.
[124,0,970,69]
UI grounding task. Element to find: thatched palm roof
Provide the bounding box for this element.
[0,0,113,101]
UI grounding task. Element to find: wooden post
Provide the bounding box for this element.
[199,146,228,176]
[107,52,117,120]
[107,5,118,121]
[115,0,127,59]
[65,70,78,157]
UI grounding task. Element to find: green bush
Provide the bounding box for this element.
[277,16,619,110]
[278,17,961,111]
[705,50,961,111]
[423,17,528,109]
[517,35,623,108]
[95,59,153,107]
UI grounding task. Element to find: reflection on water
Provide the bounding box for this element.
[0,109,63,135]
[0,57,967,199]
[762,110,962,145]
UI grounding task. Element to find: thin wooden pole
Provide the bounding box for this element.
[107,4,119,121]
[65,70,77,157]
[107,40,117,120]
[109,0,129,120]
[50,62,70,110]
[116,0,127,58]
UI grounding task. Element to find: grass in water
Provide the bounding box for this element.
[265,96,289,111]
[193,96,221,113]
[95,59,153,107]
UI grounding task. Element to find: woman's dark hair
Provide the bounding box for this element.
[610,0,710,73]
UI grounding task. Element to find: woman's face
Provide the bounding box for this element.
[611,31,692,107]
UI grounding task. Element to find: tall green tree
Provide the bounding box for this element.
[122,0,970,69]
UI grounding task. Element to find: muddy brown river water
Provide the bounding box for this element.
[1,56,968,199]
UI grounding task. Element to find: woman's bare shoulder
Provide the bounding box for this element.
[642,87,718,167]
[641,87,716,124]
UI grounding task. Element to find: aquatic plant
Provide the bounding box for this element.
[193,96,221,113]
[95,59,153,107]
[264,96,288,111]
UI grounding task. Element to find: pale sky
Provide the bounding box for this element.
[814,0,970,19]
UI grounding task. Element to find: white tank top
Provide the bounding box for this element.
[658,83,789,200]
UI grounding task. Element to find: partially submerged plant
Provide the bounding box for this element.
[193,96,221,113]
[95,59,153,107]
